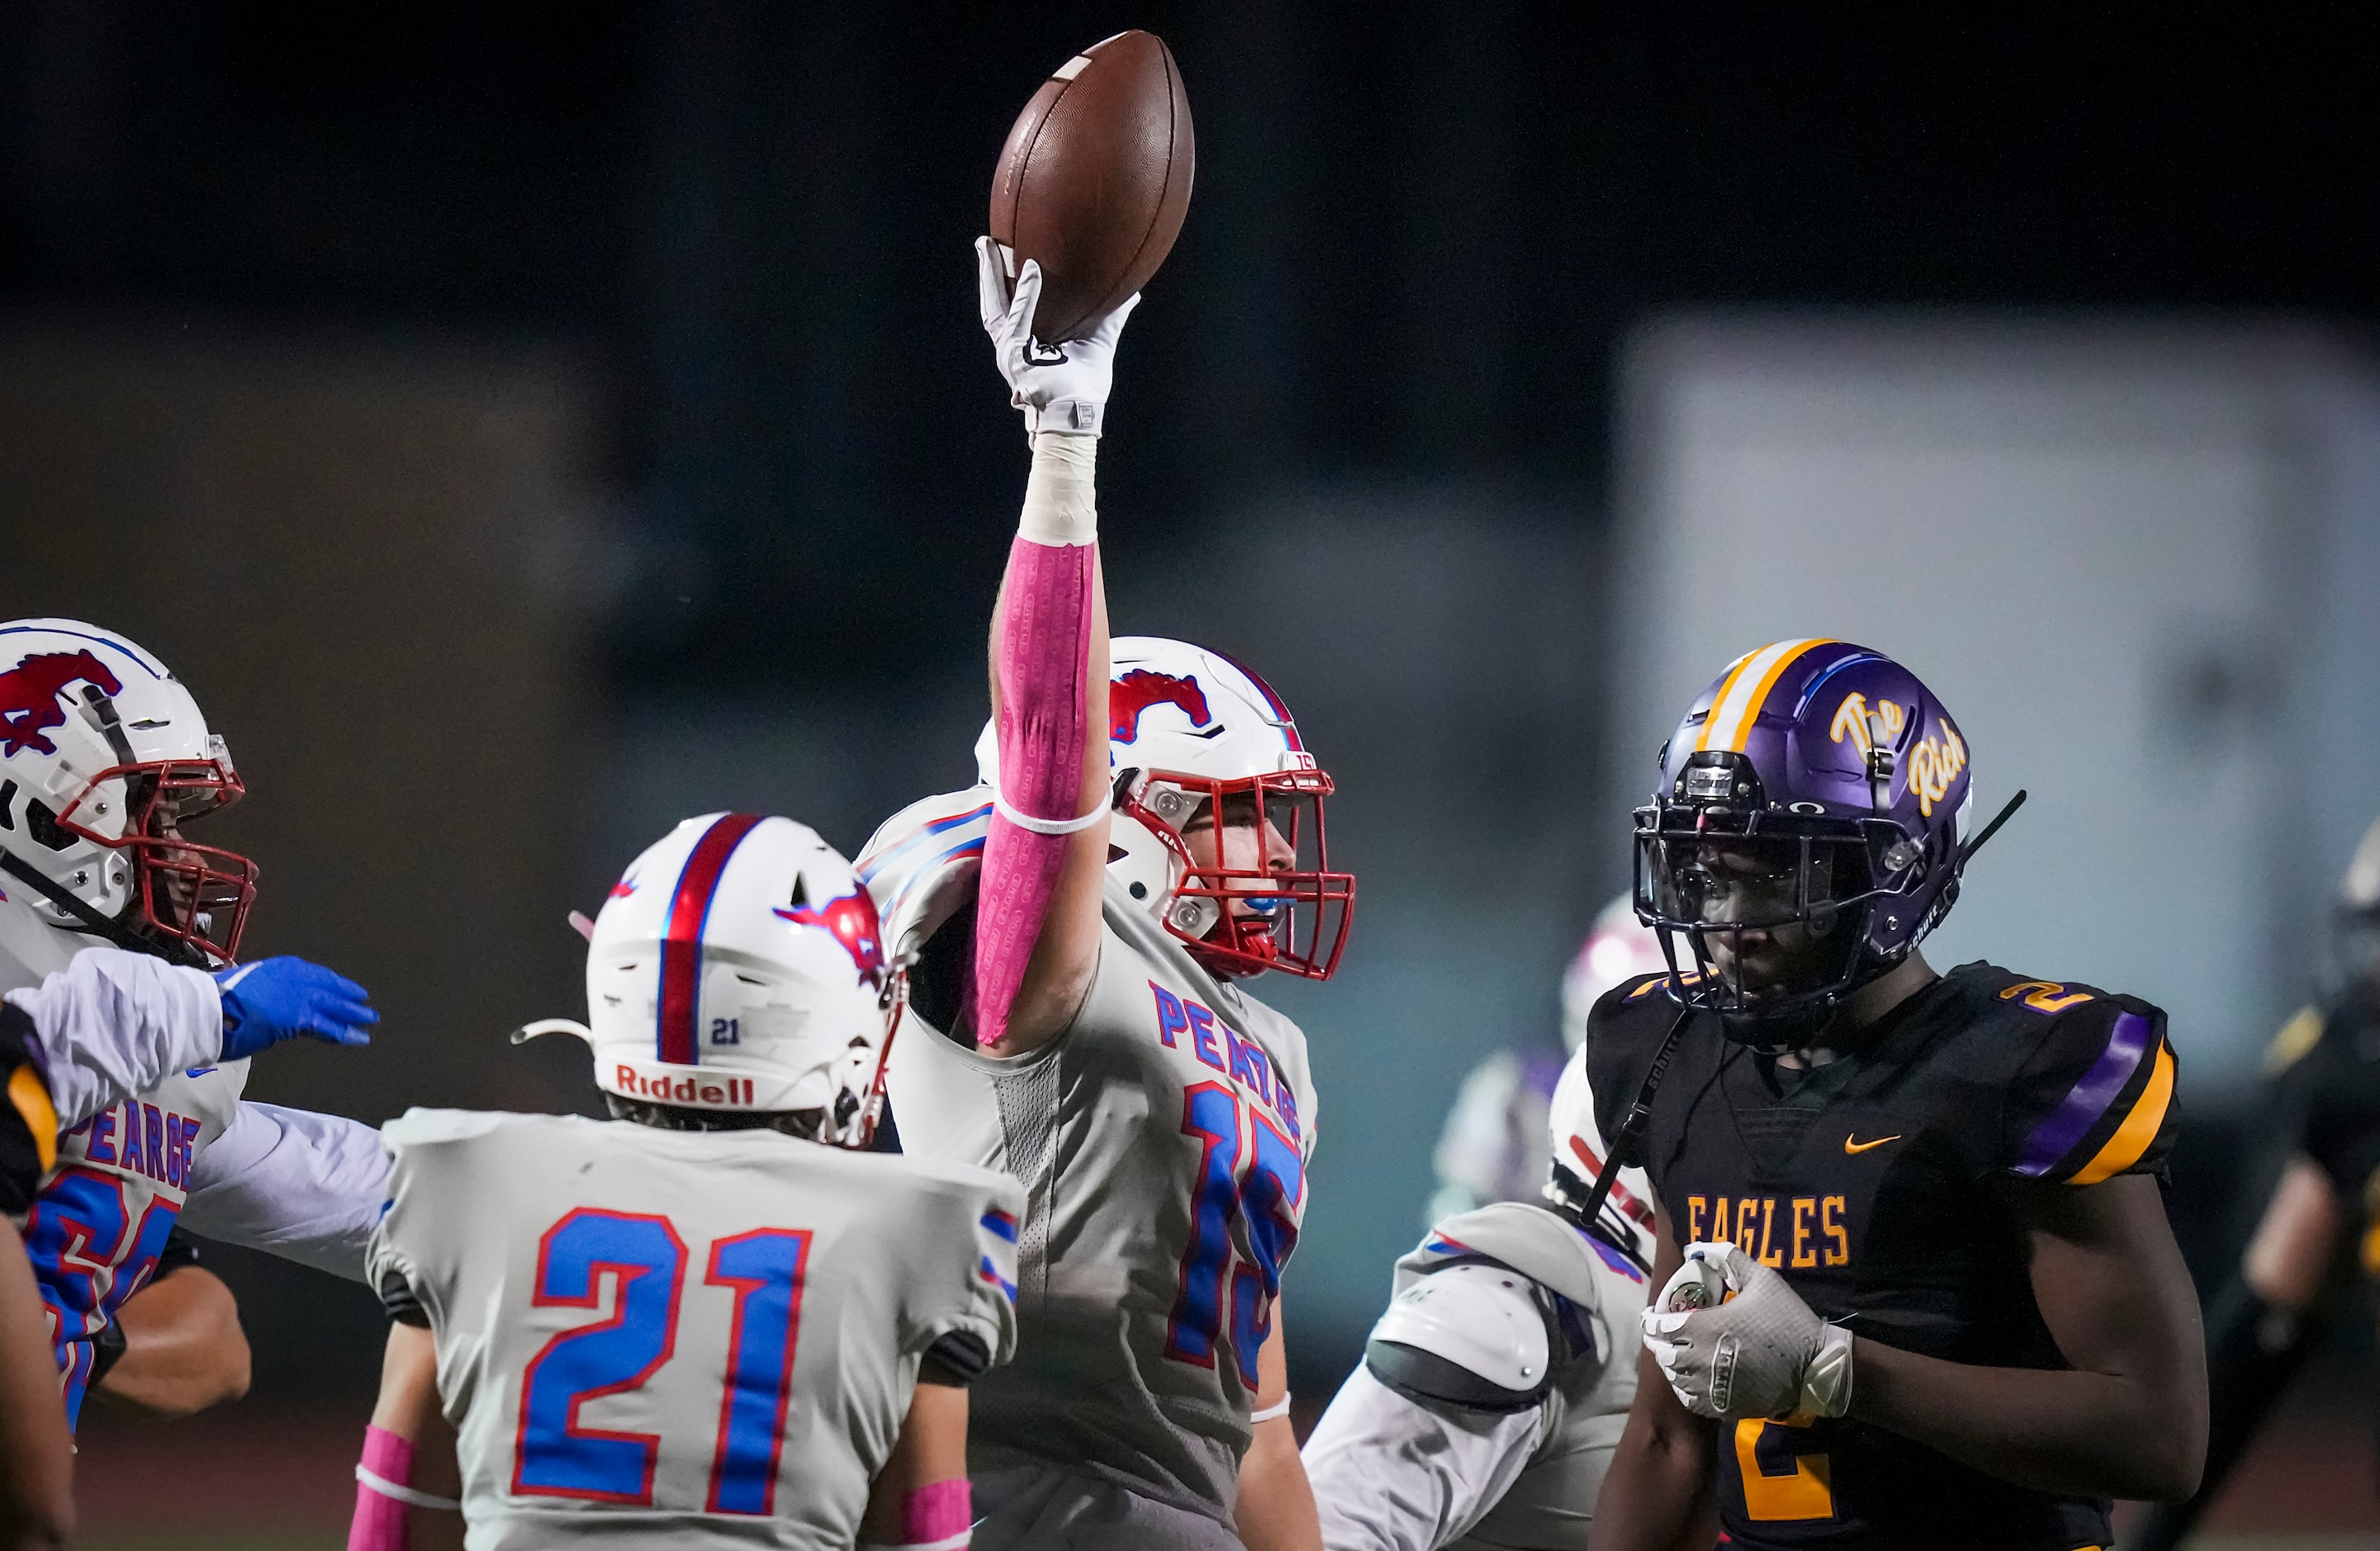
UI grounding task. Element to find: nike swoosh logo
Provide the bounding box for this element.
[1843,1133,1902,1155]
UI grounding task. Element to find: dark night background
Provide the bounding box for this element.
[8,7,2372,689]
[4,6,2378,1543]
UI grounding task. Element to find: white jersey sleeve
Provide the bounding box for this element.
[179,1101,388,1282]
[4,947,220,1128]
[1303,1365,1548,1551]
[369,1109,1021,1550]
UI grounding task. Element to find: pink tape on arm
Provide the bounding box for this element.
[973,534,1097,1048]
[348,1425,416,1551]
[903,1477,973,1544]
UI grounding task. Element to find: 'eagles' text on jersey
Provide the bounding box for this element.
[1586,963,2179,1551]
[369,1110,1022,1550]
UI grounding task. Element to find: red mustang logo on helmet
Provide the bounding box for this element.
[774,889,887,988]
[1109,669,1211,743]
[0,650,122,759]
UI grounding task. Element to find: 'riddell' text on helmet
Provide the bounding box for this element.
[976,636,1355,980]
[1633,639,1974,1038]
[0,619,255,967]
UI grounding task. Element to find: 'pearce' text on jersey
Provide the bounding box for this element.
[1149,980,1301,1143]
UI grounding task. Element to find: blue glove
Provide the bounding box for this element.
[213,958,378,1060]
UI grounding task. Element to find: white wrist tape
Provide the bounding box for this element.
[1249,1393,1293,1425]
[993,787,1107,835]
[1018,430,1098,547]
[356,1464,462,1511]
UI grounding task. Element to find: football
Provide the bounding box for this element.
[989,30,1195,343]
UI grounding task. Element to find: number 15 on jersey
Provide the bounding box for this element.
[1164,1081,1304,1386]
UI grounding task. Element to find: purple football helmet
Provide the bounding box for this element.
[1633,639,1975,1034]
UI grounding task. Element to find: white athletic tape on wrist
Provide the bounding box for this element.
[993,787,1107,836]
[1248,1393,1293,1424]
[1018,429,1098,545]
[356,1464,461,1511]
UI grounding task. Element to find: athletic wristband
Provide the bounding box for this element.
[355,1465,460,1512]
[1249,1393,1293,1424]
[1017,429,1097,545]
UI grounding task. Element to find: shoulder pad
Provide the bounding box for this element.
[1365,1259,1551,1413]
[1397,1200,1633,1307]
[1999,989,2179,1187]
[855,789,993,965]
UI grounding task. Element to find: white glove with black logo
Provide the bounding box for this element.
[974,235,1139,439]
[1641,1241,1855,1421]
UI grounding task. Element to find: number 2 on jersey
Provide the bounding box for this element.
[514,1209,812,1513]
[1165,1082,1303,1384]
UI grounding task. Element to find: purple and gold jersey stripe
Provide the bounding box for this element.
[657,813,766,1067]
[1693,638,1838,753]
[2013,1011,2174,1183]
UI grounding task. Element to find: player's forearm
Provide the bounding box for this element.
[1237,1416,1323,1551]
[977,433,1112,1053]
[7,949,220,1128]
[0,1220,73,1549]
[1586,1404,1714,1551]
[93,1268,249,1418]
[1850,1337,2202,1499]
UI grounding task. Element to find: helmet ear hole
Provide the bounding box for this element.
[25,800,72,852]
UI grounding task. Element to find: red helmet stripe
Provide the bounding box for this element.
[657,813,766,1066]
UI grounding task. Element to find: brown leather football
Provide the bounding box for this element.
[989,31,1194,344]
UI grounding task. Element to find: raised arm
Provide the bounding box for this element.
[968,238,1135,1054]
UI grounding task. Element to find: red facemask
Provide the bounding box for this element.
[1122,766,1354,981]
[59,757,257,966]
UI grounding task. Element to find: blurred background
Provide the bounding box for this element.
[3,5,2376,1546]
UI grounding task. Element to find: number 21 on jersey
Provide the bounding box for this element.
[513,1208,810,1514]
[1164,1081,1304,1385]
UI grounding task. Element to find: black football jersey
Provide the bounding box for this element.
[1586,961,2180,1551]
[2264,998,2380,1268]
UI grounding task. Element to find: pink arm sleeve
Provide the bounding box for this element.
[972,534,1098,1048]
[348,1424,416,1551]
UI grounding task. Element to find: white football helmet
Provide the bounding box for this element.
[1558,894,1670,1052]
[527,813,898,1147]
[975,635,1354,979]
[1543,1046,1655,1266]
[0,619,254,967]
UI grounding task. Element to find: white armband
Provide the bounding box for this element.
[356,1465,460,1511]
[1249,1392,1293,1424]
[992,788,1107,835]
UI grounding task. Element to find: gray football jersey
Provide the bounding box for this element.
[1432,1207,1643,1549]
[33,1058,246,1425]
[1306,1202,1645,1551]
[884,873,1319,1524]
[368,1109,1022,1550]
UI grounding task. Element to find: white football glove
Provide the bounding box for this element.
[1641,1242,1854,1421]
[974,235,1140,439]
